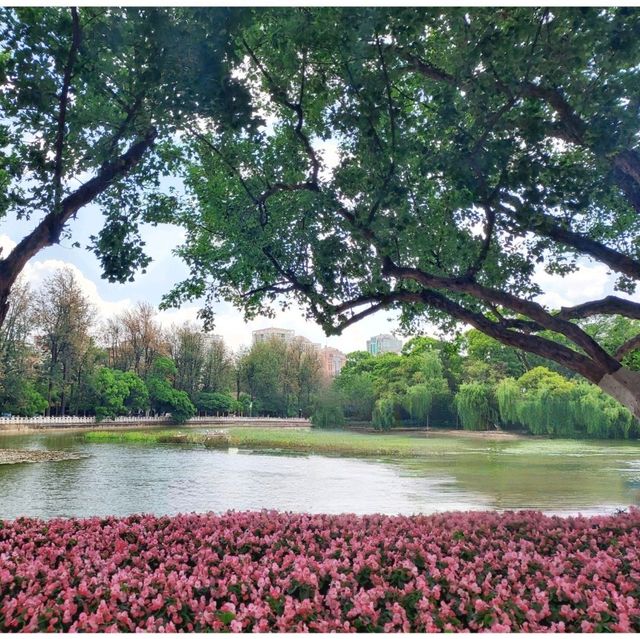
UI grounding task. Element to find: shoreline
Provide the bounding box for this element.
[0,422,577,443]
[345,425,527,441]
[0,417,310,436]
[0,449,87,465]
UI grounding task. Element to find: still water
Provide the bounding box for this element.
[1,429,640,519]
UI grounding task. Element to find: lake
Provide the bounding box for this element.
[1,429,640,519]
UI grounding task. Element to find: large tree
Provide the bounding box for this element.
[165,8,640,417]
[0,7,253,325]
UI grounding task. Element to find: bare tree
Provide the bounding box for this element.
[31,268,95,415]
[103,302,167,377]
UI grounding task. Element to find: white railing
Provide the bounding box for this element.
[0,414,310,427]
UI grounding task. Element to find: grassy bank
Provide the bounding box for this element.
[84,427,479,457]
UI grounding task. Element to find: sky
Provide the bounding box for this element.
[2,198,637,356]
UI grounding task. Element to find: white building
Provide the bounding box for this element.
[366,333,403,355]
[252,327,295,345]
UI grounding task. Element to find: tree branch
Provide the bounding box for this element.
[327,286,601,381]
[465,204,496,279]
[53,7,81,211]
[615,333,640,361]
[242,37,320,186]
[557,296,640,321]
[383,258,618,371]
[498,196,640,281]
[192,131,259,205]
[0,128,158,308]
[519,81,586,145]
[399,46,640,193]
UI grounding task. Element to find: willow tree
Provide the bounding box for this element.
[167,8,640,417]
[455,383,495,431]
[0,7,253,325]
[402,384,432,425]
[496,367,637,438]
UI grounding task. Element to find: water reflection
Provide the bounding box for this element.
[0,431,639,519]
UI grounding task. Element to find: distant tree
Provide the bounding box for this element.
[402,384,432,425]
[167,322,206,400]
[333,345,451,426]
[0,7,254,326]
[122,371,149,415]
[463,330,531,382]
[0,278,46,415]
[583,316,640,372]
[237,337,323,417]
[235,392,252,416]
[93,368,130,421]
[334,362,376,421]
[146,356,195,423]
[372,397,395,431]
[195,391,235,415]
[496,366,637,438]
[286,337,323,416]
[402,336,464,392]
[31,268,95,416]
[66,341,106,416]
[201,337,234,393]
[104,302,166,377]
[455,383,495,431]
[312,389,345,429]
[239,338,289,416]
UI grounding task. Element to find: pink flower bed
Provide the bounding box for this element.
[1,509,639,632]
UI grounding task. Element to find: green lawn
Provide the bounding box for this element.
[84,427,474,457]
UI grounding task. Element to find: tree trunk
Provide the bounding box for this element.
[598,367,640,421]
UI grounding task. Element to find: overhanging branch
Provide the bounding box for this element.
[0,127,158,300]
[498,198,640,281]
[557,296,640,321]
[615,333,640,361]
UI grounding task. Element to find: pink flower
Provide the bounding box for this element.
[0,509,639,632]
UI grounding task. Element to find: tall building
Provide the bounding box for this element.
[321,346,347,378]
[292,335,322,350]
[252,327,295,345]
[366,333,403,355]
[202,334,224,349]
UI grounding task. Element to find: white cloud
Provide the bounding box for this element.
[533,261,640,310]
[1,235,134,324]
[26,258,135,322]
[0,234,16,257]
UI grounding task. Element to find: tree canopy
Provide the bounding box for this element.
[0,7,254,323]
[163,7,640,417]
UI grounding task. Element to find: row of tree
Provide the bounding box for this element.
[0,268,326,420]
[2,265,638,436]
[314,323,640,439]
